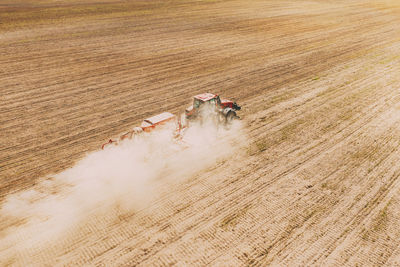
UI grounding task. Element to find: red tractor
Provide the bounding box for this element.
[185,93,241,123]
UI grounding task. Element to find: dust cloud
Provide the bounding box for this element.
[0,116,245,263]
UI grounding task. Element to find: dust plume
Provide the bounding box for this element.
[0,117,246,264]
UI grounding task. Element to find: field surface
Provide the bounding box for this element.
[2,0,400,266]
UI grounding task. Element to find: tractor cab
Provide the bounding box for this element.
[186,93,219,118]
[194,93,221,108]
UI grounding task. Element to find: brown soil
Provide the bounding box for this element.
[1,0,400,265]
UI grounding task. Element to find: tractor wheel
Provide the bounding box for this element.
[218,112,226,124]
[225,111,236,124]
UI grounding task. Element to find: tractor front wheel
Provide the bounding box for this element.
[225,111,236,124]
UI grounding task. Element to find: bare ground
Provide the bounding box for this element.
[1,0,400,266]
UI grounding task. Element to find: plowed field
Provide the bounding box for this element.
[2,0,400,266]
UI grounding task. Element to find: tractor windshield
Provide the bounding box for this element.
[208,97,220,107]
[193,98,203,108]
